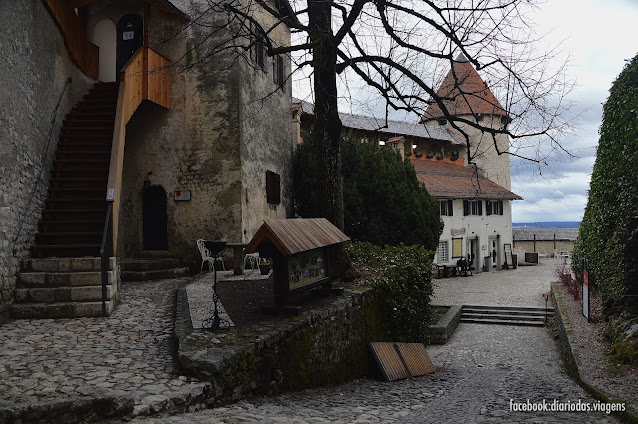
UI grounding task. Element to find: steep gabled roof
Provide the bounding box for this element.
[293,98,465,145]
[412,160,521,200]
[423,56,507,120]
[244,218,350,257]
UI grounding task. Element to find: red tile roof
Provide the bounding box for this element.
[412,159,522,200]
[423,57,507,120]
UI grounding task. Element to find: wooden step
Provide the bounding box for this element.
[47,187,104,197]
[49,177,107,188]
[41,219,104,233]
[42,209,106,221]
[31,244,102,258]
[36,231,103,244]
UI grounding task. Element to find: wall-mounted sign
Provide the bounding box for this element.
[451,228,466,236]
[482,245,487,250]
[122,31,135,41]
[174,190,191,201]
[107,187,115,201]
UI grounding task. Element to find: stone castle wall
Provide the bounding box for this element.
[0,1,94,323]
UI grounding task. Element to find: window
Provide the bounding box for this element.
[452,238,463,258]
[439,200,453,216]
[463,200,482,216]
[272,55,286,91]
[250,22,268,72]
[486,200,504,216]
[437,241,449,263]
[266,170,280,204]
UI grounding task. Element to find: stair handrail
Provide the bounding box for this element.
[106,45,171,257]
[100,203,113,317]
[12,76,72,257]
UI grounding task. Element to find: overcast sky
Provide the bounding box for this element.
[509,0,638,223]
[292,0,638,223]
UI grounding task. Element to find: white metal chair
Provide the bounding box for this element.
[243,252,260,272]
[197,239,224,272]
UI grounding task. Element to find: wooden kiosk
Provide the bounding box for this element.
[244,218,349,311]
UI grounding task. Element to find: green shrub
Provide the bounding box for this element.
[347,242,434,343]
[572,53,638,316]
[294,134,443,250]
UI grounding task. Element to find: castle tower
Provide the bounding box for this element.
[421,55,511,190]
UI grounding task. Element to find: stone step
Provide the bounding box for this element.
[460,317,547,327]
[17,270,117,288]
[461,313,548,322]
[10,299,117,319]
[462,304,555,313]
[15,284,118,303]
[121,267,190,282]
[462,308,554,317]
[21,257,117,273]
[120,258,181,272]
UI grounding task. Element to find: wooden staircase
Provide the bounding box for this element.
[32,81,118,258]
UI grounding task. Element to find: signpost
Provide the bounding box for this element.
[582,258,590,322]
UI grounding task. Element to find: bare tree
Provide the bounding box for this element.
[178,0,573,231]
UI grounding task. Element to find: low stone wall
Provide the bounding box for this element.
[429,305,462,344]
[551,282,638,423]
[175,287,385,405]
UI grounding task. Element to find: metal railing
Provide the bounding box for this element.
[100,203,113,317]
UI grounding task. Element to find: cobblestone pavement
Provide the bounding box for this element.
[432,259,557,308]
[119,323,619,424]
[115,260,620,424]
[0,278,209,417]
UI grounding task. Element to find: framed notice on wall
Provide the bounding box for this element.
[287,248,328,291]
[504,243,512,265]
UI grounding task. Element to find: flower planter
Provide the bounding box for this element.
[259,264,271,275]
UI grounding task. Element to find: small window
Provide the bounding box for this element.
[250,22,268,72]
[266,170,280,204]
[437,241,449,263]
[486,200,504,216]
[463,200,483,216]
[439,200,453,216]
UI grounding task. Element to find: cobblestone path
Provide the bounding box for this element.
[120,323,619,423]
[0,278,209,417]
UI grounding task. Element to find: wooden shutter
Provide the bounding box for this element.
[463,200,469,216]
[499,200,504,215]
[249,22,256,63]
[486,201,492,216]
[273,55,278,84]
[448,199,453,216]
[478,200,483,215]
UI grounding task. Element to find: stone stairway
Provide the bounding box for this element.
[32,81,118,259]
[11,257,120,319]
[121,256,189,282]
[460,305,554,327]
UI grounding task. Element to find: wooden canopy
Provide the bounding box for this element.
[244,218,350,257]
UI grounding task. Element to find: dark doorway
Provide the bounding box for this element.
[116,14,143,77]
[143,185,168,250]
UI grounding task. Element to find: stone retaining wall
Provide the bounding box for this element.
[551,282,638,423]
[175,288,385,405]
[429,305,462,344]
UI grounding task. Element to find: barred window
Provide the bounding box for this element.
[437,241,449,263]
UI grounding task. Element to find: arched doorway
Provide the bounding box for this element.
[143,185,168,250]
[116,14,143,77]
[92,19,117,82]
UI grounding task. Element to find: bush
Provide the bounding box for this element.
[572,53,638,316]
[555,262,579,300]
[294,134,443,250]
[347,242,434,343]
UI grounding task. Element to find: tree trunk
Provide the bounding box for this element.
[308,0,344,231]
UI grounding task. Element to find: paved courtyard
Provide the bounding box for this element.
[114,259,619,423]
